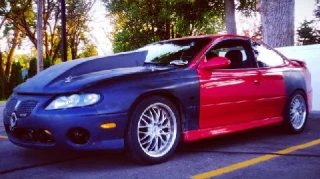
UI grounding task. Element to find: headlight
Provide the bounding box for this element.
[46,93,101,110]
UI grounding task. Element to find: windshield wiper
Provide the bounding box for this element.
[144,62,168,66]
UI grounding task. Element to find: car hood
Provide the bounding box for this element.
[14,51,174,94]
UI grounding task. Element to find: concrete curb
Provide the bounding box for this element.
[309,111,320,119]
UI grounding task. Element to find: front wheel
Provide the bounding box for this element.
[283,91,308,134]
[126,96,181,164]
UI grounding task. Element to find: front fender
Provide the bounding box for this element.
[86,68,201,131]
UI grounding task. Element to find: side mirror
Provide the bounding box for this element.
[198,56,231,70]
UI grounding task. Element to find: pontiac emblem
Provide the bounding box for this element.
[65,76,73,83]
[9,112,18,131]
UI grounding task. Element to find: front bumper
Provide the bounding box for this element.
[3,95,127,150]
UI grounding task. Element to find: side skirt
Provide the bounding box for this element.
[183,117,283,142]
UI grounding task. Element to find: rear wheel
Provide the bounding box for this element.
[126,96,181,164]
[283,91,308,133]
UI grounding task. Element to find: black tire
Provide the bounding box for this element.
[283,91,308,134]
[125,96,181,164]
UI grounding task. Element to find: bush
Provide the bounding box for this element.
[44,56,53,69]
[28,57,37,78]
[9,61,23,95]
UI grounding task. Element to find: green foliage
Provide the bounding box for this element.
[297,20,320,45]
[8,61,23,95]
[12,54,32,69]
[26,56,52,80]
[1,0,95,63]
[44,56,53,69]
[78,44,98,58]
[28,58,37,78]
[237,0,258,16]
[66,0,95,60]
[104,0,225,53]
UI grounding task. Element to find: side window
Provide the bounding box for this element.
[206,45,250,69]
[252,41,285,67]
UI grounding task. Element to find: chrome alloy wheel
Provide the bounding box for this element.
[290,94,307,130]
[137,103,177,158]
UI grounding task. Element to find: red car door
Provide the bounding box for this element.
[198,38,265,129]
[198,68,264,129]
[251,40,288,119]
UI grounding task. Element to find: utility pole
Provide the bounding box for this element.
[36,0,43,73]
[60,0,67,62]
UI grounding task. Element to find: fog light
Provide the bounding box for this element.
[100,122,116,129]
[67,128,90,145]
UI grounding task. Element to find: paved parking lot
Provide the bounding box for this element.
[0,103,319,179]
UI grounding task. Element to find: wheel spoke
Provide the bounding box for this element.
[159,111,167,124]
[138,125,149,129]
[159,135,167,146]
[148,110,155,123]
[155,108,162,123]
[141,135,153,146]
[140,134,149,142]
[145,136,155,150]
[150,136,159,152]
[161,130,171,139]
[160,123,170,130]
[142,114,153,122]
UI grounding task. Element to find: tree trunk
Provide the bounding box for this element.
[165,20,170,39]
[224,0,237,34]
[0,51,7,82]
[171,24,174,39]
[5,30,20,78]
[260,0,295,47]
[0,18,7,81]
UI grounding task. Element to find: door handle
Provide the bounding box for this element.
[253,80,260,84]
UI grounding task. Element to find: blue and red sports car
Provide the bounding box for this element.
[3,34,312,164]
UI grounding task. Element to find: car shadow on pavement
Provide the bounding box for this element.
[4,123,314,174]
[178,125,284,151]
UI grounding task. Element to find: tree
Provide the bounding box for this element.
[66,0,95,60]
[0,76,4,100]
[315,0,320,19]
[258,0,295,47]
[3,28,24,79]
[8,61,23,97]
[78,44,98,58]
[28,57,37,78]
[0,0,36,47]
[297,20,320,45]
[1,0,96,63]
[224,0,237,34]
[104,0,225,53]
[44,56,53,69]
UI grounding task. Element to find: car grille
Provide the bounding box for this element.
[6,98,38,118]
[6,98,18,115]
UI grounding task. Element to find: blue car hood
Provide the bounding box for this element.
[14,51,172,94]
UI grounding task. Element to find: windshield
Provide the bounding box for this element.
[138,38,211,66]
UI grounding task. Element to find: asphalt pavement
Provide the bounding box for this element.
[0,103,319,179]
